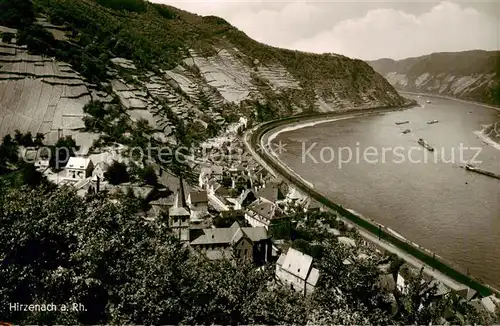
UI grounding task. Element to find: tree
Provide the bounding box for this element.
[104,161,130,185]
[13,129,22,143]
[395,268,443,325]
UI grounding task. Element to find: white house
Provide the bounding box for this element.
[65,157,94,180]
[276,248,320,296]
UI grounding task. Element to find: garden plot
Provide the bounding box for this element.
[0,46,16,56]
[62,85,90,98]
[111,80,147,109]
[164,67,199,99]
[91,90,114,103]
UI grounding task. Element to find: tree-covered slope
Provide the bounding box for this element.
[3,0,406,116]
[368,50,500,106]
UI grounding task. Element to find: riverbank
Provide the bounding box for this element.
[399,91,500,112]
[403,90,500,152]
[244,105,500,297]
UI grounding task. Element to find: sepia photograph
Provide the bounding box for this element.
[0,0,499,324]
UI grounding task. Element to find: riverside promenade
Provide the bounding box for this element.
[243,107,499,297]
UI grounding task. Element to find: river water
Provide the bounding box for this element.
[273,95,500,288]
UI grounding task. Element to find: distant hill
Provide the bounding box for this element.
[368,50,500,106]
[0,0,407,148]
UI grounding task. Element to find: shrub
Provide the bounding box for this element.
[138,165,158,186]
[83,101,106,118]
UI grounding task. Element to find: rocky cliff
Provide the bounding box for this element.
[368,50,500,106]
[0,0,406,149]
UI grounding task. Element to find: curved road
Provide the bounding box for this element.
[243,106,498,296]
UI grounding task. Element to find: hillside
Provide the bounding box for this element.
[368,51,500,106]
[0,0,407,149]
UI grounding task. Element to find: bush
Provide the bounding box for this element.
[0,0,35,28]
[16,24,57,54]
[105,161,130,185]
[83,101,106,118]
[1,32,14,43]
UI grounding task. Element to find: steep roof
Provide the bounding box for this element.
[189,190,208,204]
[257,186,279,202]
[281,248,314,281]
[306,267,320,286]
[190,226,268,245]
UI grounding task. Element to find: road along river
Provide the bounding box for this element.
[266,95,500,290]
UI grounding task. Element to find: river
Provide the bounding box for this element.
[272,95,500,288]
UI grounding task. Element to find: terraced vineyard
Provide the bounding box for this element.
[0,35,100,148]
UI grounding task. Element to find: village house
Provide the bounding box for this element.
[234,189,258,210]
[150,192,176,219]
[190,222,272,265]
[92,161,109,181]
[245,197,283,229]
[65,157,94,180]
[206,180,231,198]
[198,165,224,188]
[275,248,320,296]
[169,178,191,242]
[469,295,499,314]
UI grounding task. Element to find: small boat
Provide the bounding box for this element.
[426,100,431,104]
[464,163,476,170]
[395,120,409,125]
[461,164,500,180]
[417,138,434,152]
[402,129,411,134]
[427,120,439,125]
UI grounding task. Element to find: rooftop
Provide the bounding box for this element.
[190,225,269,246]
[189,190,208,204]
[278,248,320,286]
